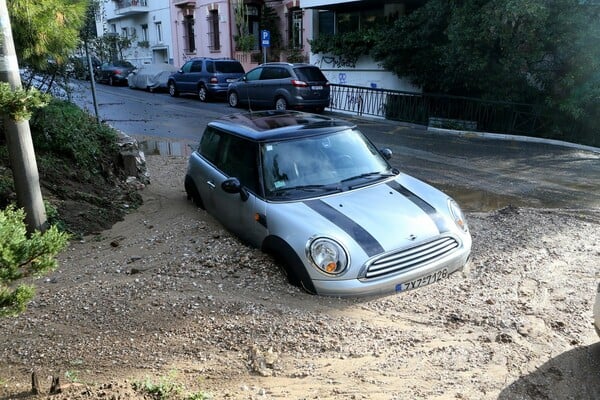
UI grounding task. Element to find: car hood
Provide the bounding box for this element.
[267,178,455,258]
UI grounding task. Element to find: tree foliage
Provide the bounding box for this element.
[0,205,70,317]
[8,0,88,70]
[371,0,600,121]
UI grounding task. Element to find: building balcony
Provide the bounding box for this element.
[114,0,149,16]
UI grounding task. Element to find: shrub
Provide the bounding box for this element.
[29,99,118,174]
[0,205,70,317]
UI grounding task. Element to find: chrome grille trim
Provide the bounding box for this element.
[363,237,459,280]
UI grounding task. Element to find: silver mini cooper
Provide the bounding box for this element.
[185,111,472,297]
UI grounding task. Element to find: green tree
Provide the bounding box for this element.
[8,0,88,69]
[372,0,600,118]
[0,205,70,317]
[260,4,282,61]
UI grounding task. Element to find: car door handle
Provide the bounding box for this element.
[206,180,216,189]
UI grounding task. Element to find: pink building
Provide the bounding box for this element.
[169,0,310,71]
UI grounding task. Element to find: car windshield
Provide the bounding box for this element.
[261,128,393,200]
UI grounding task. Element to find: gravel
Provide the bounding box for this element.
[1,155,599,400]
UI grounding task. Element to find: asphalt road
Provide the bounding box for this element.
[70,82,600,212]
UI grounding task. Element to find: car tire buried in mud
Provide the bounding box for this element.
[185,175,205,209]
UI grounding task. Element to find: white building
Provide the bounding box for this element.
[99,0,174,66]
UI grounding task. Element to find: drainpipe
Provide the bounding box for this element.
[228,0,234,58]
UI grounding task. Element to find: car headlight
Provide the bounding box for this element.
[448,198,468,232]
[307,237,349,276]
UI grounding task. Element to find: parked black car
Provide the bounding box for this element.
[69,55,101,80]
[167,57,245,101]
[95,60,136,86]
[227,63,330,113]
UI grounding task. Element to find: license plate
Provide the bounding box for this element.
[226,79,236,83]
[311,85,323,90]
[396,269,448,292]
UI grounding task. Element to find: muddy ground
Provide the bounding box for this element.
[0,155,599,400]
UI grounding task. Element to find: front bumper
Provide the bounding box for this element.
[312,247,470,297]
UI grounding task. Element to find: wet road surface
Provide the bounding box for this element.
[71,82,600,212]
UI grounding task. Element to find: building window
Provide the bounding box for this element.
[208,10,220,50]
[289,9,303,49]
[141,24,148,41]
[318,10,335,35]
[155,22,163,43]
[110,24,117,34]
[184,15,195,53]
[121,27,129,38]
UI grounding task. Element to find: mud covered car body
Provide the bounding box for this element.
[185,111,471,297]
[595,283,600,337]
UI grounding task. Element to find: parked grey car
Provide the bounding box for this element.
[95,60,135,86]
[167,57,245,101]
[184,111,472,297]
[227,63,330,112]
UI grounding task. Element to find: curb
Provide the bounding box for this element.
[427,127,600,154]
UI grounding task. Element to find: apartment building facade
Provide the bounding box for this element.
[97,0,422,92]
[99,0,174,66]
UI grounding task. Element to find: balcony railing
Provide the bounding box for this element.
[115,0,148,15]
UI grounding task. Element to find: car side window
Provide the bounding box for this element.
[181,61,192,73]
[206,61,215,73]
[218,135,258,193]
[246,68,262,81]
[278,68,291,79]
[259,67,277,80]
[199,127,222,164]
[191,61,203,72]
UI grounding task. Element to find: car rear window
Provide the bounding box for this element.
[294,66,326,82]
[215,61,244,74]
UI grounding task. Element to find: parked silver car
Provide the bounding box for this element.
[185,111,471,297]
[227,63,330,113]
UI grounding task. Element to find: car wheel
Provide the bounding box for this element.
[275,97,288,111]
[314,107,325,114]
[262,236,317,294]
[184,175,205,210]
[198,85,208,102]
[168,81,179,97]
[228,91,239,108]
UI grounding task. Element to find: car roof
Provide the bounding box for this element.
[208,111,355,141]
[259,62,318,68]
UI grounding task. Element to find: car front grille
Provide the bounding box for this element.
[362,237,459,280]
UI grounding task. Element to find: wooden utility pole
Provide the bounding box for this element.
[0,0,47,232]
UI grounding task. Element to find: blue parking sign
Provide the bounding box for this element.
[261,30,270,47]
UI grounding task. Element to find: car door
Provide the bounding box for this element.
[238,67,262,107]
[207,132,262,243]
[178,60,202,93]
[256,66,279,105]
[191,127,261,242]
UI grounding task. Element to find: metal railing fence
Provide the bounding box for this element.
[328,84,596,146]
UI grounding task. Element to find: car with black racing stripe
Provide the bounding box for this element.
[184,110,472,297]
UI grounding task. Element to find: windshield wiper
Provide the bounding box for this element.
[341,171,395,183]
[272,184,341,197]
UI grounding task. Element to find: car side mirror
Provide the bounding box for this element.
[178,69,183,73]
[221,177,249,201]
[380,148,393,160]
